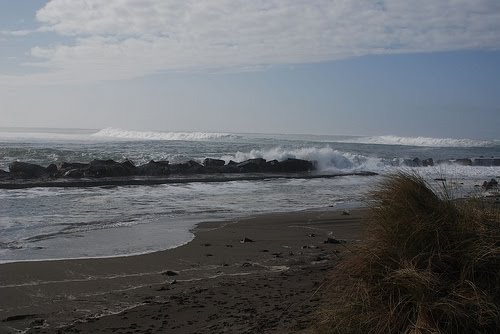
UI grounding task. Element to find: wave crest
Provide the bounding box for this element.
[92,127,239,141]
[347,135,493,148]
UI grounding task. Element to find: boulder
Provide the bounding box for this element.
[264,160,282,172]
[280,158,314,172]
[237,158,266,173]
[9,161,47,178]
[63,169,84,178]
[86,159,135,178]
[121,160,138,172]
[46,164,58,175]
[138,160,170,176]
[222,165,239,173]
[170,160,203,174]
[58,162,89,178]
[203,158,225,167]
[0,169,10,179]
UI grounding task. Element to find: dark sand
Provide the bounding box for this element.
[0,209,368,333]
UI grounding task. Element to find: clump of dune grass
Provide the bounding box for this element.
[317,172,500,334]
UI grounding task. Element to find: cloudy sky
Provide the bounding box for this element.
[1,0,499,139]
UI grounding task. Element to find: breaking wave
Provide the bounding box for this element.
[92,127,240,141]
[343,135,493,148]
[220,146,383,172]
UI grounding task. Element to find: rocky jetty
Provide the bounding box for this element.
[2,157,315,180]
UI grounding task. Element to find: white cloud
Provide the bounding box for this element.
[3,0,500,84]
[0,29,36,37]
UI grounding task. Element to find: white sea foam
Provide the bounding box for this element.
[92,127,239,141]
[220,146,383,172]
[340,135,493,148]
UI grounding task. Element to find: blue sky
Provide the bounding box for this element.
[0,1,499,139]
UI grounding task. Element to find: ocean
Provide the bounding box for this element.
[0,127,499,263]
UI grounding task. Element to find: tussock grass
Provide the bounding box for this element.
[317,172,500,334]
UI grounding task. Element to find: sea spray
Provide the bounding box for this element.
[220,146,383,172]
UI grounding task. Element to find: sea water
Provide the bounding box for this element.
[0,127,499,262]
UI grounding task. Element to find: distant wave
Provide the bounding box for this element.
[221,146,383,172]
[92,127,240,141]
[342,135,493,148]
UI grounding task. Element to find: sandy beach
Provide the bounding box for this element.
[0,209,367,334]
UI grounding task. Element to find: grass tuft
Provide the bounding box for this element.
[317,172,500,334]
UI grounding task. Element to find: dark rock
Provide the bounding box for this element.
[9,162,47,178]
[264,159,282,172]
[0,169,10,178]
[222,165,239,173]
[483,179,499,190]
[342,210,350,216]
[422,158,434,167]
[87,159,134,178]
[59,162,89,177]
[203,158,225,167]
[227,160,238,166]
[202,166,225,174]
[121,160,137,173]
[170,160,203,174]
[46,164,58,175]
[237,158,266,173]
[63,169,84,178]
[60,162,89,170]
[162,270,179,276]
[240,237,255,243]
[138,160,169,176]
[455,158,472,166]
[280,158,314,172]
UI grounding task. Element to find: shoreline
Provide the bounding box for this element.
[0,208,369,333]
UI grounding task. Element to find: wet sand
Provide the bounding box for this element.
[0,209,368,333]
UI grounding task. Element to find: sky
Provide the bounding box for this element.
[1,1,500,139]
